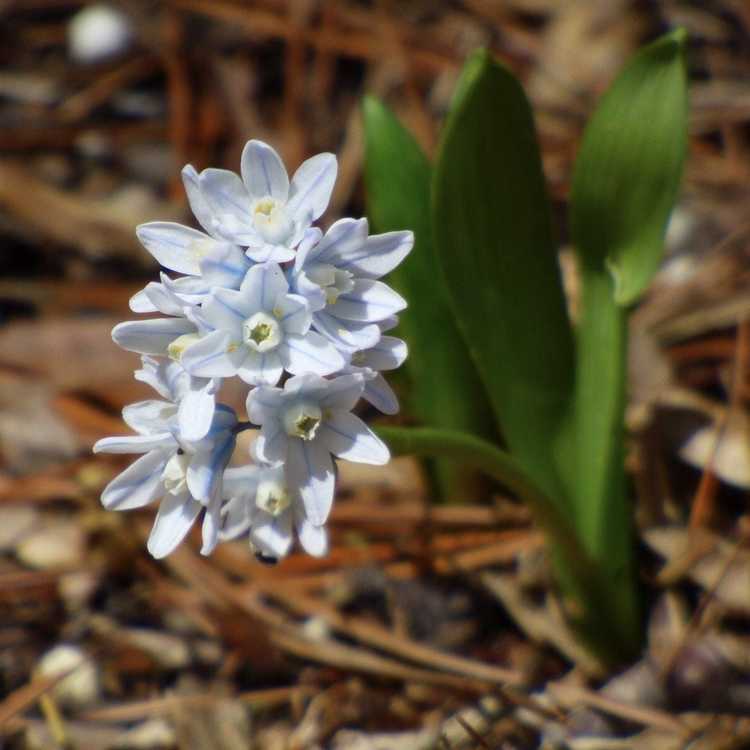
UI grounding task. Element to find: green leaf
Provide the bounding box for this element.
[571,28,688,305]
[565,29,689,653]
[431,50,575,503]
[362,96,496,497]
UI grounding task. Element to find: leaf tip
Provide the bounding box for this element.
[665,26,688,48]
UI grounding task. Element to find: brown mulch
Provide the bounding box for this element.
[4,1,750,748]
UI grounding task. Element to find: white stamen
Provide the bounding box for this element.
[306,263,354,305]
[256,477,291,516]
[249,196,294,245]
[242,311,282,353]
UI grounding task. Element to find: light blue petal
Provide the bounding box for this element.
[329,280,406,322]
[286,437,334,526]
[112,318,194,355]
[287,152,337,223]
[147,490,201,558]
[100,449,168,510]
[320,411,389,465]
[241,140,289,201]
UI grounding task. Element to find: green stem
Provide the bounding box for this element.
[573,267,640,655]
[376,424,640,664]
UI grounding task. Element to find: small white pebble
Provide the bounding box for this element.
[301,616,330,642]
[68,4,132,64]
[36,645,99,710]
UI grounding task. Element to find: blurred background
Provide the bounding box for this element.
[4,1,750,748]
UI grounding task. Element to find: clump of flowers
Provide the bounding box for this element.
[95,140,412,562]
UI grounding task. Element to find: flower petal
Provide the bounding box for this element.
[320,411,390,465]
[199,167,255,240]
[134,356,173,400]
[202,287,250,331]
[249,509,293,558]
[147,491,202,559]
[182,164,215,235]
[220,495,253,540]
[362,372,400,415]
[287,152,337,223]
[241,140,289,201]
[293,227,323,272]
[100,449,167,510]
[180,330,240,378]
[246,387,284,425]
[112,318,194,355]
[313,217,368,267]
[286,437,335,526]
[360,336,407,371]
[138,280,185,317]
[222,465,262,499]
[312,311,381,353]
[135,221,207,275]
[281,332,345,376]
[329,280,406,322]
[238,350,283,386]
[129,286,158,313]
[186,432,235,503]
[94,433,176,454]
[240,262,288,312]
[335,230,413,279]
[253,424,287,464]
[319,372,364,411]
[295,514,328,557]
[122,400,177,434]
[178,387,216,442]
[200,243,251,289]
[245,243,295,264]
[275,293,311,336]
[200,497,222,556]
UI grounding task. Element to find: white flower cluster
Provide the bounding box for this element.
[95,140,412,562]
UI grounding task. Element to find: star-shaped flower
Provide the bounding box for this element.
[247,373,389,527]
[180,262,344,385]
[192,140,337,263]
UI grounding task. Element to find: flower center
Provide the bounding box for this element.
[253,198,276,217]
[242,311,282,353]
[256,477,291,516]
[282,401,322,441]
[162,452,191,494]
[351,350,366,366]
[306,263,355,305]
[250,196,294,245]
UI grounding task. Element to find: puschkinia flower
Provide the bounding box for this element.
[180,262,344,385]
[220,464,327,561]
[289,218,411,353]
[247,373,389,527]
[93,399,237,559]
[188,140,337,263]
[130,230,252,312]
[135,355,219,442]
[96,136,411,562]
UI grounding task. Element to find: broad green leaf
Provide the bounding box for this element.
[571,28,688,305]
[362,96,496,497]
[431,50,575,504]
